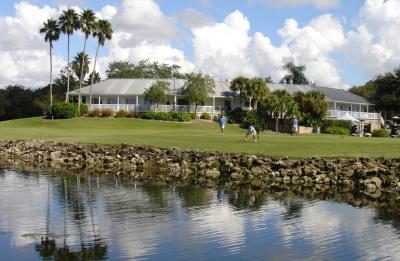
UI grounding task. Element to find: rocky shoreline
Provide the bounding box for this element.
[1,140,400,195]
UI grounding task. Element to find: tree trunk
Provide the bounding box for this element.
[275,114,279,132]
[195,103,197,114]
[254,100,258,110]
[65,34,70,102]
[89,41,100,112]
[239,92,242,107]
[77,37,87,117]
[249,97,252,110]
[49,43,53,116]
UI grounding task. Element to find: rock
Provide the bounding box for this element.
[205,168,220,178]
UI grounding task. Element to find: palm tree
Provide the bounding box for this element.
[89,19,113,111]
[249,77,270,110]
[72,52,90,81]
[230,76,249,107]
[40,18,60,115]
[267,90,293,132]
[77,9,97,116]
[59,9,80,103]
[280,62,309,85]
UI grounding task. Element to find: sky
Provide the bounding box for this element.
[1,0,400,90]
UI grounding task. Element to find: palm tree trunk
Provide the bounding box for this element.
[89,41,100,111]
[275,114,279,132]
[77,37,87,117]
[249,97,252,110]
[49,43,53,116]
[65,34,70,102]
[239,92,242,108]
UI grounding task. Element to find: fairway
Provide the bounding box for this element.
[0,117,399,158]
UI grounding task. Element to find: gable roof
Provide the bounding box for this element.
[69,78,371,104]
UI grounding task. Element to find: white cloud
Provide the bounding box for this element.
[53,0,85,5]
[342,0,400,78]
[0,2,65,87]
[179,8,214,28]
[262,0,340,8]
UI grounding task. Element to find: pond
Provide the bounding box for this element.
[0,167,400,261]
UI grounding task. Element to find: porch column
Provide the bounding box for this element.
[212,97,215,116]
[117,96,120,111]
[334,102,337,117]
[98,96,101,105]
[174,96,177,112]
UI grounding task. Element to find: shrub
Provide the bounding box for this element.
[325,126,350,135]
[101,108,113,117]
[372,129,389,137]
[159,112,173,121]
[200,112,212,120]
[115,109,128,118]
[227,108,247,124]
[51,102,76,119]
[80,104,88,116]
[172,112,192,122]
[190,113,198,120]
[142,111,160,120]
[88,108,101,117]
[322,120,352,133]
[240,110,267,130]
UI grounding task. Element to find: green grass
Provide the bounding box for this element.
[0,117,399,158]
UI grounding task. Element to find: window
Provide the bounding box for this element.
[125,98,136,104]
[107,98,118,104]
[177,99,188,105]
[91,98,99,104]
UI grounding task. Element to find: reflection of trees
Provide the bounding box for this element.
[373,195,400,232]
[228,189,268,210]
[35,174,108,260]
[141,184,168,208]
[178,187,212,208]
[282,200,304,220]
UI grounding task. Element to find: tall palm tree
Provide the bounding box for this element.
[280,62,309,85]
[40,18,60,115]
[267,89,293,132]
[89,19,113,111]
[59,9,80,102]
[77,9,97,116]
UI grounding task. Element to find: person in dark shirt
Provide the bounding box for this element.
[244,125,260,142]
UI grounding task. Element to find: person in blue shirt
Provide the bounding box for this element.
[218,112,227,135]
[292,116,299,135]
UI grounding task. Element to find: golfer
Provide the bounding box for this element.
[218,112,227,135]
[244,125,260,142]
[292,116,299,135]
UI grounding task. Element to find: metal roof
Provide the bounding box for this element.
[69,79,371,104]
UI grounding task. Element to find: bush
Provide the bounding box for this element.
[80,104,88,116]
[88,108,101,117]
[190,113,198,120]
[101,108,113,117]
[322,120,352,133]
[51,102,76,119]
[115,109,128,118]
[200,112,212,120]
[227,108,247,124]
[372,129,389,137]
[325,126,350,135]
[240,110,267,130]
[141,112,192,122]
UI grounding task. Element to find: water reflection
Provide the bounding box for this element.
[0,168,400,260]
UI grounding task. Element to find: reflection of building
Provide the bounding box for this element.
[69,79,382,129]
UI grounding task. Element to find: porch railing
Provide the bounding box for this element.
[89,104,222,114]
[328,110,381,120]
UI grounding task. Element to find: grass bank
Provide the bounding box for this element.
[0,117,398,158]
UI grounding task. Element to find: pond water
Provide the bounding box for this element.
[0,168,400,261]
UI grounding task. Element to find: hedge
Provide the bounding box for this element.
[51,102,76,119]
[141,112,192,122]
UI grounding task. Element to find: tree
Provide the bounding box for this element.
[248,77,270,110]
[40,18,60,115]
[267,90,295,132]
[144,81,170,108]
[183,73,214,113]
[89,19,113,110]
[59,8,80,102]
[85,71,101,86]
[72,52,90,81]
[300,90,328,127]
[280,62,309,85]
[54,66,79,92]
[77,9,97,116]
[105,60,186,79]
[230,76,250,107]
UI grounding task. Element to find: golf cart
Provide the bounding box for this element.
[390,116,400,138]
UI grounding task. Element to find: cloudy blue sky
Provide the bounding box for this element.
[1,0,400,89]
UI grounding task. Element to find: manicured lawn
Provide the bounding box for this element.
[0,117,399,158]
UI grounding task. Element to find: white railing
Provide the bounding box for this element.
[88,104,221,114]
[328,110,381,120]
